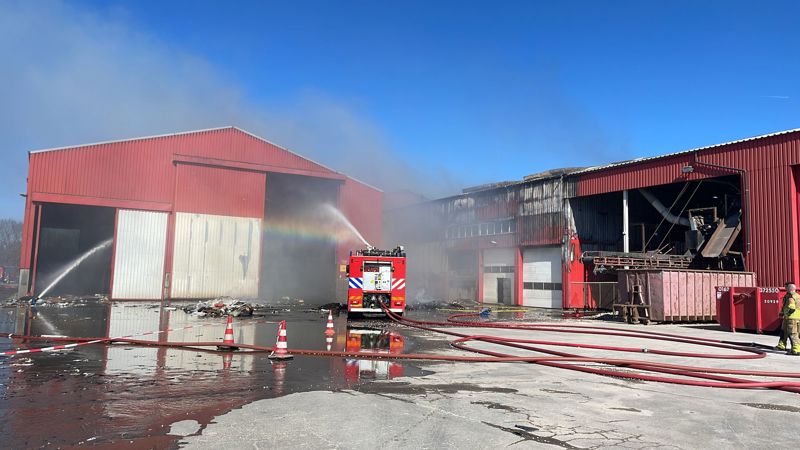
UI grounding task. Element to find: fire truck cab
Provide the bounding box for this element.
[346,246,406,317]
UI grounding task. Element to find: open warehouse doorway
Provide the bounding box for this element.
[260,173,341,304]
[571,174,745,271]
[32,203,115,297]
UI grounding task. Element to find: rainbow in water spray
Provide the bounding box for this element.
[264,204,371,247]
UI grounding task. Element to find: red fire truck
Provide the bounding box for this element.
[346,246,406,317]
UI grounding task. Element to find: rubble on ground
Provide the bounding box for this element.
[182,297,255,317]
[315,302,346,313]
[9,294,109,307]
[405,299,476,311]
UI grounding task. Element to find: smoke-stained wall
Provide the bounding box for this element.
[385,174,573,304]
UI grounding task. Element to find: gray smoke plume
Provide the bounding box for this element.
[0,0,463,219]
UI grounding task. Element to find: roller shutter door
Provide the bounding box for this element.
[522,246,562,308]
[111,210,168,300]
[171,212,261,298]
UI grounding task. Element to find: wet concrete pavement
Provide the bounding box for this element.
[182,319,800,450]
[0,300,432,448]
[8,302,798,449]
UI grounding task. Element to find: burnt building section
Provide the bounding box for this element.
[19,127,382,302]
[565,129,800,319]
[389,128,799,316]
[572,175,744,270]
[384,170,576,307]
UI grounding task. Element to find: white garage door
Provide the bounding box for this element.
[171,212,261,299]
[482,248,515,304]
[523,246,562,308]
[111,210,168,300]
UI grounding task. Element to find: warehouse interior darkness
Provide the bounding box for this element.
[260,173,340,304]
[571,174,745,271]
[33,203,115,296]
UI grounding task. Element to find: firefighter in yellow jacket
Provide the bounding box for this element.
[776,282,800,355]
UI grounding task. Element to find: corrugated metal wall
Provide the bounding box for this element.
[21,127,352,271]
[575,132,800,286]
[27,128,336,207]
[20,127,385,299]
[568,194,622,252]
[111,210,168,300]
[384,176,572,304]
[174,164,265,218]
[339,177,383,260]
[517,177,573,246]
[171,213,261,298]
[28,137,174,207]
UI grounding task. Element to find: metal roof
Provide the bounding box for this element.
[29,125,355,184]
[456,167,586,197]
[462,181,519,194]
[571,127,800,176]
[29,126,233,154]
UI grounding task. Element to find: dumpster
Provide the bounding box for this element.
[617,270,756,322]
[715,286,784,333]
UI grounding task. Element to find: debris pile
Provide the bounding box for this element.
[405,300,475,311]
[182,298,255,317]
[315,302,346,313]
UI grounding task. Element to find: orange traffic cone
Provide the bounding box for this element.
[325,312,335,336]
[268,320,293,360]
[217,315,239,351]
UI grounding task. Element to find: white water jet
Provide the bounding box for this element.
[322,204,370,247]
[37,238,113,298]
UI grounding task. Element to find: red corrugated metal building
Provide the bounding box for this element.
[19,126,382,301]
[385,128,798,312]
[566,128,800,307]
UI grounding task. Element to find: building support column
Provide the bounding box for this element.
[514,247,523,306]
[108,209,120,300]
[477,249,484,304]
[28,204,43,296]
[622,190,630,253]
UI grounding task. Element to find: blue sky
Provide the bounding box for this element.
[1,1,798,217]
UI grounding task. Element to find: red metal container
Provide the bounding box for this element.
[618,270,756,322]
[716,286,784,333]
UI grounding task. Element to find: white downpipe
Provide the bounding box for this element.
[622,190,630,253]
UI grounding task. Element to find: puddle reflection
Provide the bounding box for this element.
[0,300,428,448]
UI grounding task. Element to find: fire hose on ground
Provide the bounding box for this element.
[3,307,800,393]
